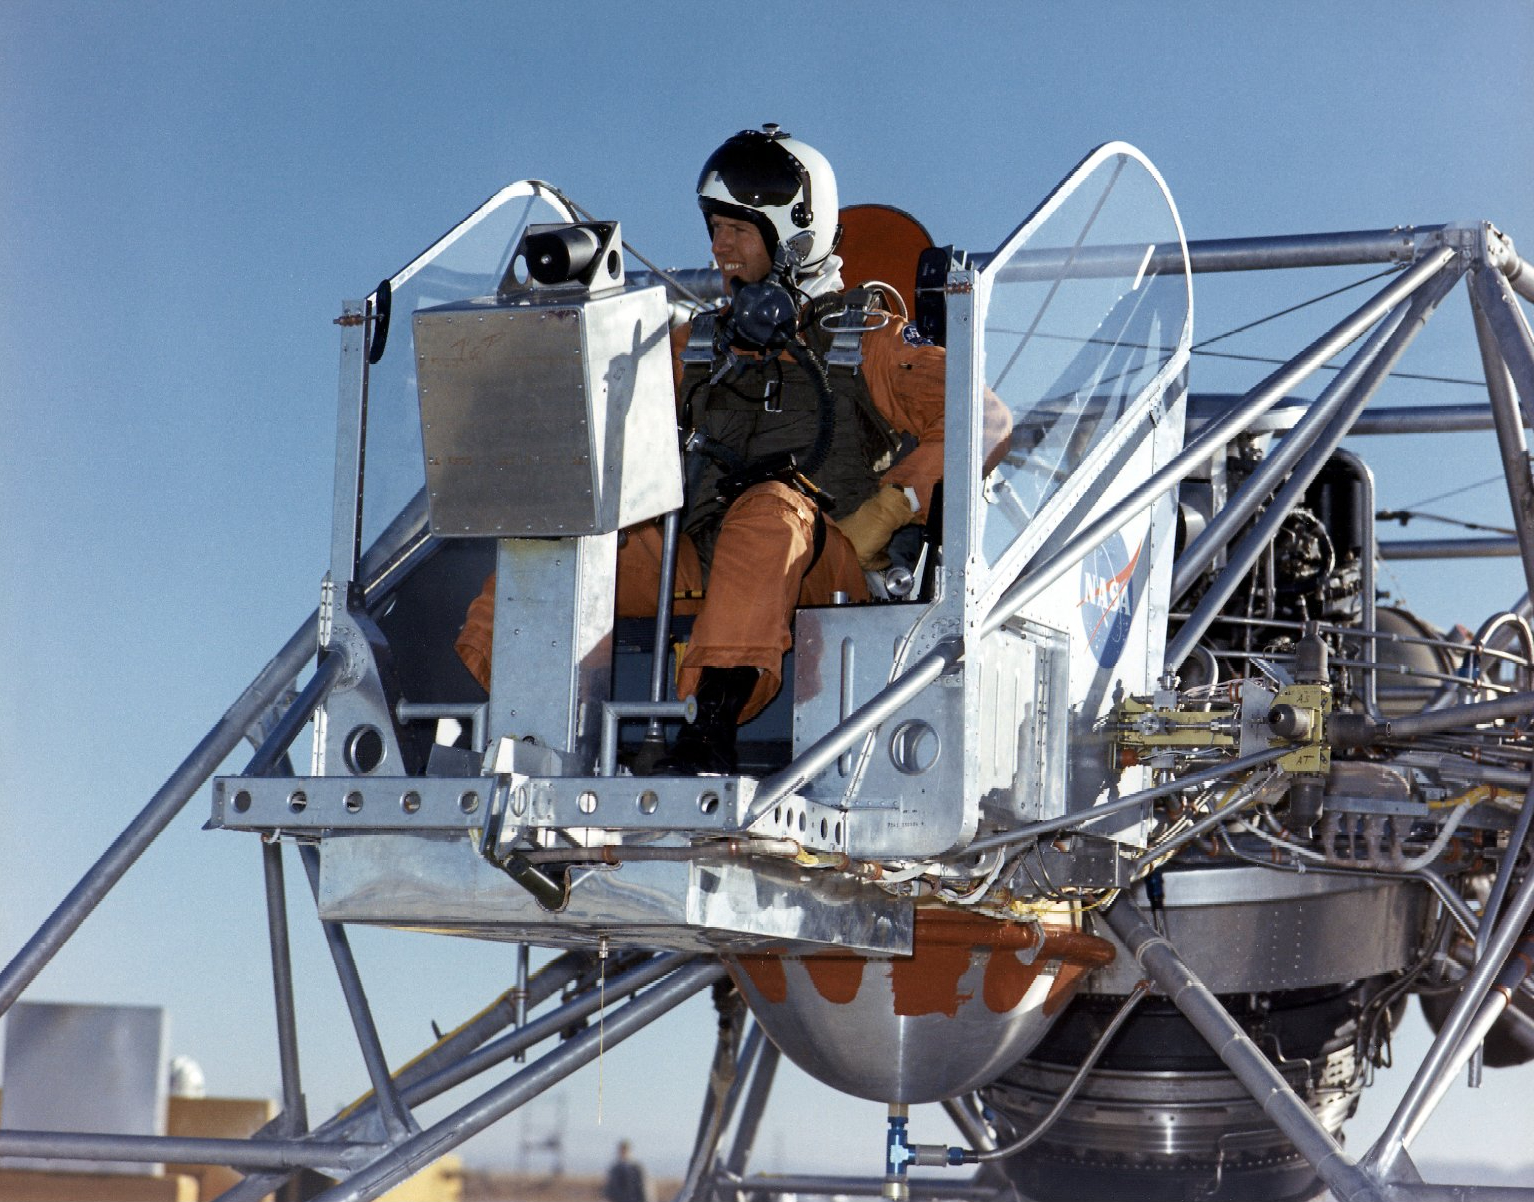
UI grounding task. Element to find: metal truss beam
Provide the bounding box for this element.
[1367,843,1534,1179]
[1165,260,1463,669]
[1102,897,1381,1202]
[309,958,725,1202]
[0,619,319,1016]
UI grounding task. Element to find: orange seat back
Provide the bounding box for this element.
[836,204,933,316]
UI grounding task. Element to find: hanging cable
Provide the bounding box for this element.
[1192,266,1404,350]
[1375,510,1516,536]
[1387,471,1511,514]
[970,981,1152,1161]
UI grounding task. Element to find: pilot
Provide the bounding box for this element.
[456,125,948,774]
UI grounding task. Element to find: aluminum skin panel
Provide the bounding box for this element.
[1085,865,1427,994]
[413,284,680,537]
[792,606,1071,855]
[317,832,911,955]
[791,604,969,858]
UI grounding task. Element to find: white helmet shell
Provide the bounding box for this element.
[697,125,840,274]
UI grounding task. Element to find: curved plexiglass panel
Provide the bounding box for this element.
[977,146,1191,571]
[360,182,576,548]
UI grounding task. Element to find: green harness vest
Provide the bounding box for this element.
[679,291,904,570]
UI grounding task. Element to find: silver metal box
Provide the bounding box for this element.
[414,284,682,537]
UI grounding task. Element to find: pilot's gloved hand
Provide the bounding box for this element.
[836,485,917,570]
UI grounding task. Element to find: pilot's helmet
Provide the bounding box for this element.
[697,125,840,275]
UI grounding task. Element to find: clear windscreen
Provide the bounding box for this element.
[977,150,1191,568]
[360,183,575,549]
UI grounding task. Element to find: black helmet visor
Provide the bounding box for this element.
[697,131,807,209]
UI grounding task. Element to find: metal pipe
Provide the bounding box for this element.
[360,948,596,1106]
[298,845,418,1143]
[399,953,690,1104]
[1417,930,1534,1118]
[217,951,614,1202]
[941,1096,998,1156]
[649,509,683,738]
[1169,296,1412,603]
[1448,940,1534,1016]
[1509,256,1534,307]
[1454,926,1527,1103]
[1473,780,1534,1075]
[1415,868,1482,940]
[1385,1185,1534,1201]
[1369,854,1534,1176]
[1472,286,1534,603]
[986,249,1458,636]
[1102,898,1380,1202]
[747,638,963,821]
[1482,783,1534,942]
[512,943,530,1059]
[963,747,1291,854]
[310,958,726,1202]
[1472,268,1534,423]
[262,842,307,1129]
[722,1035,781,1177]
[0,617,316,1016]
[245,653,345,776]
[396,700,486,751]
[1166,263,1461,670]
[1178,227,1445,273]
[634,229,1451,305]
[1379,538,1521,560]
[1333,448,1382,716]
[1384,691,1534,740]
[0,1131,381,1173]
[356,489,433,603]
[628,226,1441,305]
[1350,405,1495,435]
[676,1024,765,1202]
[721,1175,1001,1201]
[331,299,368,586]
[601,698,695,776]
[1133,776,1280,872]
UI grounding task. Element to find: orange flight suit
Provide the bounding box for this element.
[455,310,947,722]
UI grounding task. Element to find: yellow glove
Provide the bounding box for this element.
[836,485,917,570]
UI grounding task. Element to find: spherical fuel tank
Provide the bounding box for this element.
[724,904,1115,1104]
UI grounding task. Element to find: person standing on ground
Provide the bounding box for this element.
[603,1139,653,1202]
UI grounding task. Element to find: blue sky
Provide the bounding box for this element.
[3,0,1533,1183]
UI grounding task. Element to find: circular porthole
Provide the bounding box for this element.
[343,725,386,775]
[889,720,941,776]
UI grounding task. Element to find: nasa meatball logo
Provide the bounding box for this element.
[1079,533,1144,668]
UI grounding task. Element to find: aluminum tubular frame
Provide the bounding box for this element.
[1165,260,1465,670]
[308,960,726,1202]
[1168,303,1415,603]
[211,953,687,1202]
[8,213,1534,1200]
[262,841,307,1132]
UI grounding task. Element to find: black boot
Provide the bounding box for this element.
[654,666,759,775]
